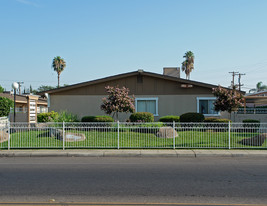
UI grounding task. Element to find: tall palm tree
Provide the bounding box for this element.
[52,56,66,88]
[249,81,267,93]
[181,51,195,80]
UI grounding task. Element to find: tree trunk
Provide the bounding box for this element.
[57,73,60,88]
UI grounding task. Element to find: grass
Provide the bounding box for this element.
[0,127,266,149]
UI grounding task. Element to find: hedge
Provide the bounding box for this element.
[180,112,204,122]
[129,112,154,122]
[204,117,231,123]
[159,115,180,122]
[81,115,114,122]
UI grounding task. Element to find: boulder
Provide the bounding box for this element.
[157,127,178,138]
[239,133,267,146]
[50,128,63,140]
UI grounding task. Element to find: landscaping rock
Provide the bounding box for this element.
[157,127,178,138]
[239,133,267,146]
[0,129,9,143]
[50,128,63,140]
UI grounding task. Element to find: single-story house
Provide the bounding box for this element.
[232,90,267,122]
[42,68,227,121]
[0,92,48,123]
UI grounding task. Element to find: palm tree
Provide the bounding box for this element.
[52,56,66,88]
[181,51,195,80]
[249,81,267,93]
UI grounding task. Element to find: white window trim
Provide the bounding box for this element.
[135,97,159,116]
[197,97,220,116]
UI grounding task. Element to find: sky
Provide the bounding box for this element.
[0,0,267,93]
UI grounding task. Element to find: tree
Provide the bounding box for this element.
[249,81,267,93]
[0,97,13,117]
[52,56,66,88]
[181,51,195,80]
[0,85,4,93]
[100,86,135,120]
[37,85,56,92]
[212,86,244,118]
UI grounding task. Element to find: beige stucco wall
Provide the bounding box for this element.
[220,112,267,122]
[49,94,215,121]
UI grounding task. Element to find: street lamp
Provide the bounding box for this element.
[12,82,19,122]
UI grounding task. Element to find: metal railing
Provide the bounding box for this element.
[0,122,266,150]
[237,108,267,114]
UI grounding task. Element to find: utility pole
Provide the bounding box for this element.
[238,73,246,91]
[17,82,24,95]
[229,71,239,89]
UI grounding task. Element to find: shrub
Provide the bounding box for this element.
[37,111,58,122]
[180,112,204,122]
[243,119,260,132]
[159,115,180,122]
[204,117,231,123]
[129,112,154,122]
[55,111,79,122]
[81,115,114,122]
[0,97,13,117]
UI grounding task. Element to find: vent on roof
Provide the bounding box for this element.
[163,67,180,78]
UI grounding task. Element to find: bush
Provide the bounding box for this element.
[56,111,79,122]
[180,112,204,122]
[81,115,114,122]
[0,97,13,117]
[243,119,260,132]
[204,117,231,123]
[159,115,180,122]
[37,111,58,122]
[129,112,154,122]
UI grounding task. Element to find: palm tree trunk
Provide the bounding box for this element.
[57,74,60,88]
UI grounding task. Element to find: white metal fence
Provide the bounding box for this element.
[0,122,266,150]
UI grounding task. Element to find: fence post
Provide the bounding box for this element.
[8,121,10,150]
[228,121,231,150]
[63,121,65,150]
[173,121,175,149]
[117,121,120,149]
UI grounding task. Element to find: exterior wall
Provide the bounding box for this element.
[220,112,267,122]
[49,94,215,121]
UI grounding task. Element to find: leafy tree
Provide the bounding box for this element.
[37,85,56,92]
[0,85,4,93]
[101,86,135,120]
[249,81,267,93]
[212,86,244,118]
[52,56,66,88]
[181,51,195,80]
[0,97,13,117]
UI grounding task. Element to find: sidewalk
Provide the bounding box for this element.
[0,149,267,158]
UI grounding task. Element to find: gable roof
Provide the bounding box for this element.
[40,70,226,95]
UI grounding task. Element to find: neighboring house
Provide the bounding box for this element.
[0,92,48,123]
[231,91,267,122]
[42,68,224,121]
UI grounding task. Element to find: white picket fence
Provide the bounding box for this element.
[0,122,266,150]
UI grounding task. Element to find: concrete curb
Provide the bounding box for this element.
[0,149,267,158]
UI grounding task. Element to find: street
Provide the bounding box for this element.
[0,156,266,205]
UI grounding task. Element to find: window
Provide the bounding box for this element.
[197,97,219,116]
[135,98,158,116]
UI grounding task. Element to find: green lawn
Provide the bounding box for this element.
[1,128,266,149]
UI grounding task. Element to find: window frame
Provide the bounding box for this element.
[135,97,159,116]
[197,97,220,116]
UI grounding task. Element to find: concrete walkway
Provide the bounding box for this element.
[0,149,267,157]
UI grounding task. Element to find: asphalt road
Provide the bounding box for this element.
[0,157,266,205]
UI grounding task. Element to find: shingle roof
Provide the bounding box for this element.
[39,70,228,95]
